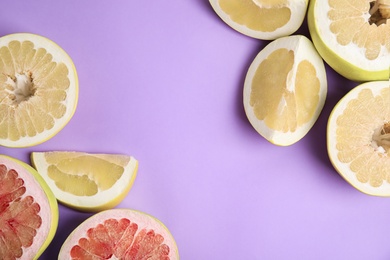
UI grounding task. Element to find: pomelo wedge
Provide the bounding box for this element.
[327,80,390,196]
[209,0,309,40]
[0,154,58,259]
[308,0,390,81]
[243,35,327,146]
[58,208,179,259]
[0,33,78,147]
[31,151,138,212]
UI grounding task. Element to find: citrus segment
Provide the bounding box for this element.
[243,35,327,146]
[0,155,58,259]
[308,0,390,81]
[31,151,138,212]
[327,81,390,196]
[59,209,179,259]
[0,33,78,147]
[209,0,308,40]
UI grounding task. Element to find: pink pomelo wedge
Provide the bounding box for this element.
[59,208,179,259]
[0,155,58,259]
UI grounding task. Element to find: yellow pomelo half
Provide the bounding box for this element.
[243,35,327,146]
[0,33,78,147]
[209,0,308,40]
[31,151,138,212]
[308,0,390,82]
[327,81,390,196]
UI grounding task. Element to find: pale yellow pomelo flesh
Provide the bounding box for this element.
[209,0,308,40]
[327,81,390,196]
[59,208,179,259]
[308,0,390,82]
[31,151,138,212]
[0,33,78,147]
[243,35,327,146]
[0,154,58,259]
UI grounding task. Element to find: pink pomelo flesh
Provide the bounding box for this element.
[0,155,57,259]
[60,209,179,260]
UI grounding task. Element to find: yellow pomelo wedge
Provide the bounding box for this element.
[0,33,78,147]
[31,151,138,212]
[209,0,308,40]
[327,81,390,196]
[308,0,390,81]
[243,35,327,146]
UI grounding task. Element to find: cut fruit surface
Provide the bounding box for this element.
[308,0,390,81]
[209,0,308,40]
[0,33,78,147]
[31,151,138,212]
[327,81,390,196]
[59,208,179,260]
[243,35,327,146]
[0,154,58,260]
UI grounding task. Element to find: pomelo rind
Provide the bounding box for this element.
[0,33,79,148]
[307,0,390,82]
[58,208,179,259]
[327,81,390,196]
[0,154,58,259]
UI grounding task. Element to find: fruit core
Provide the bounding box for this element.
[369,0,390,25]
[6,71,36,105]
[372,122,390,153]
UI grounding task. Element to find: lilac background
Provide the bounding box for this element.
[1,1,390,259]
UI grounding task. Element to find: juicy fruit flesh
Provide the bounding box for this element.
[0,40,70,141]
[70,218,170,259]
[0,164,42,259]
[328,0,390,60]
[335,87,390,187]
[218,0,291,32]
[250,48,320,132]
[44,153,130,196]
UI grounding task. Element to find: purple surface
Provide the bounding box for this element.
[1,1,390,259]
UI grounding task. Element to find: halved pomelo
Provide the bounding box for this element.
[308,0,390,81]
[0,154,58,259]
[0,33,78,147]
[31,151,138,212]
[209,0,309,40]
[243,35,327,146]
[59,208,179,259]
[327,80,390,196]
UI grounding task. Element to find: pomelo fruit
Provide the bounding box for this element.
[308,0,390,81]
[327,80,390,196]
[0,154,58,259]
[243,35,327,146]
[31,151,138,212]
[59,208,179,259]
[0,33,78,147]
[209,0,309,40]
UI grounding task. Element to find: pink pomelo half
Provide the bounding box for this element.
[0,155,58,259]
[59,208,179,259]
